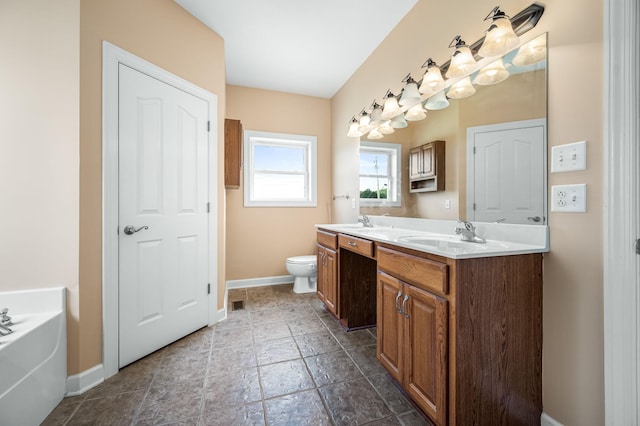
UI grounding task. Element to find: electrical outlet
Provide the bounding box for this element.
[551,184,586,212]
[445,199,451,209]
[551,141,587,173]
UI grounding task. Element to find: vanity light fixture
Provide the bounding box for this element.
[474,57,510,85]
[345,3,545,137]
[399,74,423,108]
[419,58,446,95]
[424,90,450,110]
[478,7,520,58]
[447,76,476,99]
[445,36,478,79]
[347,116,364,138]
[381,90,402,119]
[404,103,427,121]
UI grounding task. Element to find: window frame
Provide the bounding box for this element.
[243,130,317,207]
[359,141,402,207]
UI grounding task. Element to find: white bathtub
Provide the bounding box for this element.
[0,287,67,426]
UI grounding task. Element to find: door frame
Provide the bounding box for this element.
[466,118,547,223]
[603,0,639,423]
[102,41,218,380]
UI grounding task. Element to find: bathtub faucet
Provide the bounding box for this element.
[0,308,12,326]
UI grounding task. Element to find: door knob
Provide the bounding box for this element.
[123,225,148,235]
[527,216,542,222]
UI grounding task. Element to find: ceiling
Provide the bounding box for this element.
[175,0,418,98]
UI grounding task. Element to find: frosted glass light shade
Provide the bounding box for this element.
[404,103,427,121]
[367,128,383,139]
[379,121,395,134]
[447,77,476,99]
[424,91,450,110]
[358,113,371,133]
[347,121,363,137]
[478,16,519,58]
[390,114,408,129]
[445,45,477,78]
[474,58,510,85]
[370,105,384,126]
[381,96,401,119]
[399,81,422,108]
[513,34,546,66]
[419,65,446,95]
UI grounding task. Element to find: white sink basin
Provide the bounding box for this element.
[397,235,509,253]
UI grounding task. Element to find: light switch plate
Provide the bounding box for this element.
[551,184,587,212]
[551,141,587,173]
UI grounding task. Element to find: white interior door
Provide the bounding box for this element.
[118,64,209,367]
[467,119,546,224]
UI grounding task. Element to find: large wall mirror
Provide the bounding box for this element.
[360,33,547,225]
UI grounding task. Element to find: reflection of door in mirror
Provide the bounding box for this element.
[466,119,546,224]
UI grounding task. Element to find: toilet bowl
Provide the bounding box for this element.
[286,255,317,294]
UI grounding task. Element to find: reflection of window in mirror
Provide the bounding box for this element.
[359,141,401,207]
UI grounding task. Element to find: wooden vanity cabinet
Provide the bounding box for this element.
[377,247,448,426]
[338,234,377,329]
[316,230,338,316]
[377,243,543,426]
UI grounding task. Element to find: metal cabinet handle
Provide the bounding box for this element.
[395,291,403,313]
[401,295,409,318]
[123,225,148,235]
[527,216,542,223]
[348,241,357,247]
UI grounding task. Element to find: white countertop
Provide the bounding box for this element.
[316,216,549,259]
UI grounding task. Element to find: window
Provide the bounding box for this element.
[360,141,401,207]
[244,130,317,207]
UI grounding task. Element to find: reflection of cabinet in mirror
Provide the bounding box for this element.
[409,140,445,193]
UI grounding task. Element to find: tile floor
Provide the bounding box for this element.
[43,284,432,425]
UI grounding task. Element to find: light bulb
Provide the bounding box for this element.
[474,58,510,85]
[512,34,546,66]
[404,103,427,121]
[446,42,477,79]
[419,59,446,95]
[479,14,519,58]
[447,77,476,99]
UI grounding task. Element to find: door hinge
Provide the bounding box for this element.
[473,203,476,211]
[473,146,476,154]
[207,202,210,213]
[207,283,211,294]
[207,121,210,132]
[636,239,640,255]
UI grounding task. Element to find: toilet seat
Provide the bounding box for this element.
[286,255,316,264]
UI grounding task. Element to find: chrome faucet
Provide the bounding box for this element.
[0,323,12,336]
[455,220,486,243]
[0,308,11,326]
[358,215,373,228]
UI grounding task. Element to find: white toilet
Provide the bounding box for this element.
[286,255,317,294]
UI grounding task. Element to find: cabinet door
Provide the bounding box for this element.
[316,245,327,303]
[421,143,435,177]
[324,247,338,316]
[404,284,448,426]
[409,147,422,179]
[376,272,404,383]
[224,119,242,188]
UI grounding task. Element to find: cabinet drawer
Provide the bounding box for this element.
[317,230,338,249]
[377,246,448,295]
[339,234,374,258]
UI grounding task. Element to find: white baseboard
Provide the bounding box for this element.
[541,412,564,426]
[226,275,293,290]
[65,363,104,396]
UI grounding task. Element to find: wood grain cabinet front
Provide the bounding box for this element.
[316,230,338,316]
[224,118,243,189]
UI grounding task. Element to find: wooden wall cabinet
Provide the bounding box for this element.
[316,230,338,316]
[409,140,445,193]
[224,118,243,189]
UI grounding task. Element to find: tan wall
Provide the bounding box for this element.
[331,0,605,424]
[225,85,332,280]
[0,0,81,369]
[79,0,226,374]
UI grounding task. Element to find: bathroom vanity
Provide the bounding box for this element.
[316,218,547,426]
